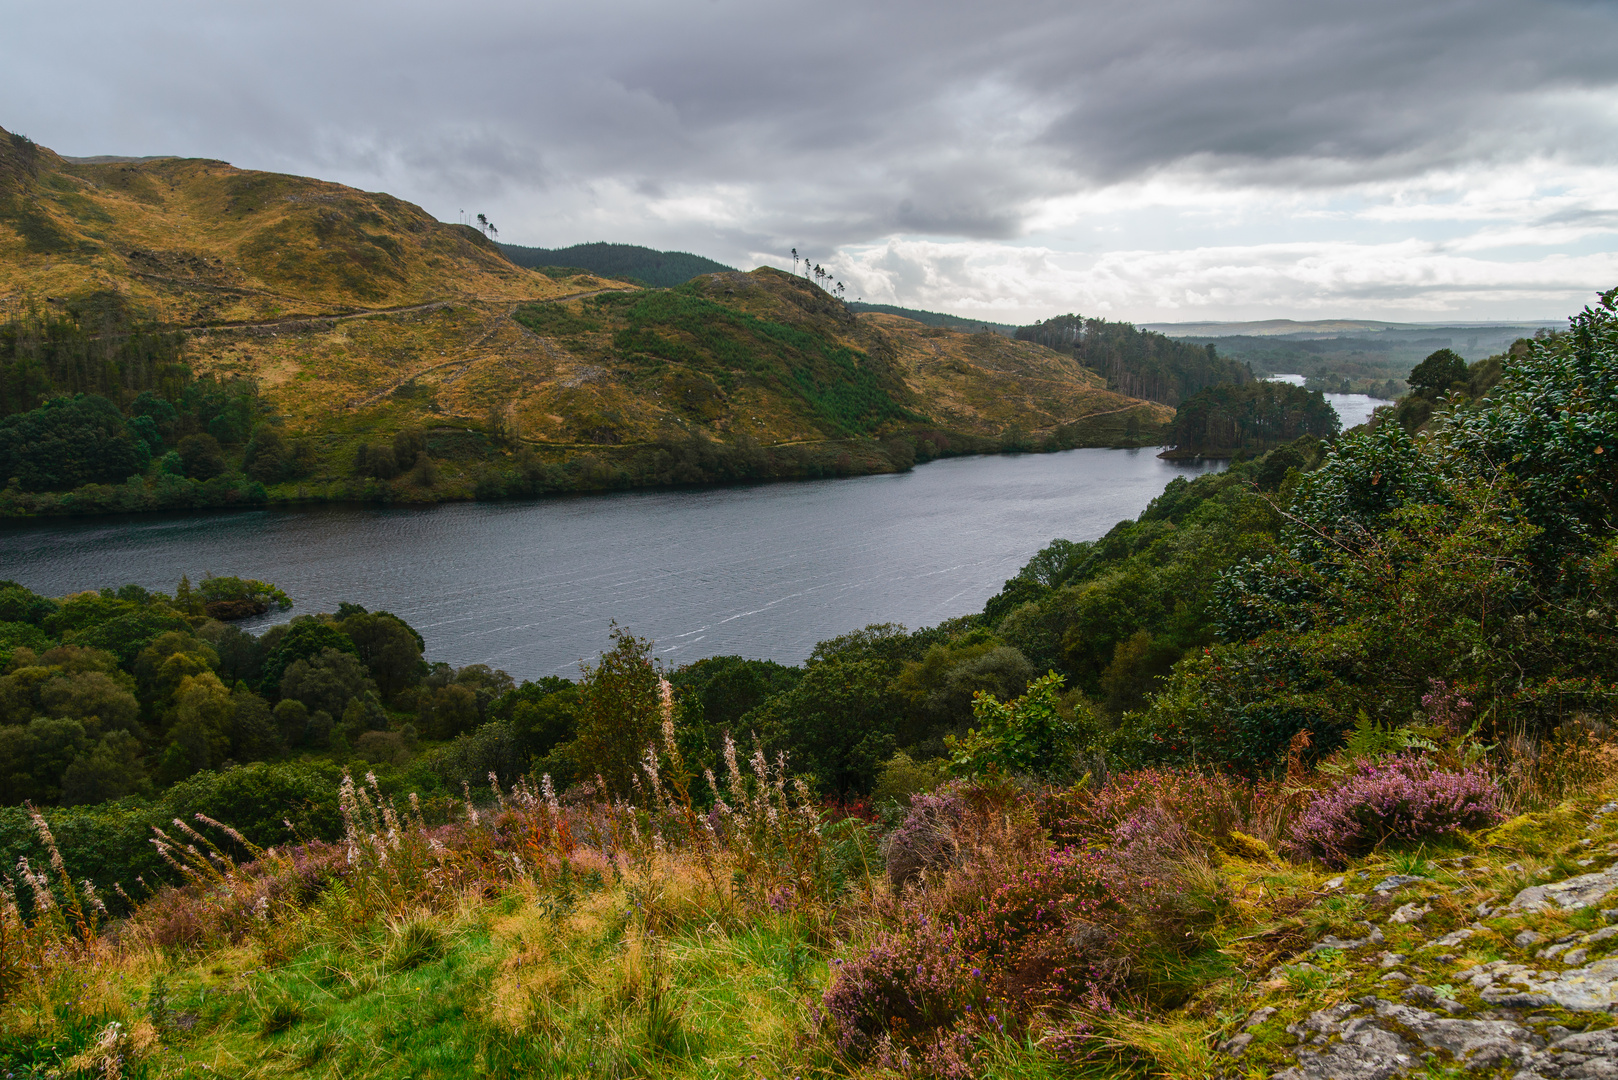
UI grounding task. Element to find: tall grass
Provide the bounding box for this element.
[2,727,1614,1080]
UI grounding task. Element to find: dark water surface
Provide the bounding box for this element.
[0,449,1221,678]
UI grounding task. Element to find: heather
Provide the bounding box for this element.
[1285,754,1504,866]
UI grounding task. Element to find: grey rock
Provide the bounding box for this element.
[1380,951,1408,968]
[1374,1000,1538,1068]
[1243,1006,1277,1031]
[1506,865,1618,914]
[1220,1032,1254,1057]
[1272,989,1612,1080]
[1391,902,1430,925]
[1423,928,1475,950]
[1582,925,1618,944]
[1302,1002,1362,1037]
[1482,990,1560,1008]
[1381,971,1413,984]
[1510,957,1618,1011]
[1564,948,1590,966]
[1374,874,1429,893]
[1286,1004,1358,1048]
[1275,1024,1415,1080]
[1601,909,1618,924]
[1323,875,1346,890]
[1519,930,1550,948]
[1513,1027,1618,1080]
[1541,943,1576,960]
[1479,902,1497,918]
[1311,934,1371,953]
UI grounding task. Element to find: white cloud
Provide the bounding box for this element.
[831,238,1618,323]
[3,0,1616,321]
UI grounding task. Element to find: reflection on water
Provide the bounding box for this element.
[0,449,1221,679]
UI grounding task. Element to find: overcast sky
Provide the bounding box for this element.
[6,0,1617,323]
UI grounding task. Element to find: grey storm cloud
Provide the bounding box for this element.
[5,0,1618,257]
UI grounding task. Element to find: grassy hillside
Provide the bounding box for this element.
[0,129,571,326]
[0,125,1169,516]
[498,242,735,288]
[847,301,1019,337]
[3,698,1613,1080]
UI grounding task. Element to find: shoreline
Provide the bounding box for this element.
[0,429,1171,523]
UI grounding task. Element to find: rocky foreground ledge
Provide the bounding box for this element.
[1225,803,1618,1079]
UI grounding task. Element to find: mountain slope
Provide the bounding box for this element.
[499,242,734,288]
[0,127,1170,512]
[0,124,578,326]
[847,301,1019,336]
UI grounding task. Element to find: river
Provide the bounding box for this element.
[0,449,1221,678]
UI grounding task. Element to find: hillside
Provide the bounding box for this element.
[847,301,1019,336]
[0,125,1171,515]
[0,129,576,326]
[1015,312,1253,406]
[498,241,734,288]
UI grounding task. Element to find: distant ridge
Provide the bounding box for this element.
[1146,318,1561,338]
[499,241,734,288]
[848,302,1018,336]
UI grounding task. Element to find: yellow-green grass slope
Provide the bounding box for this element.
[2,123,1169,505]
[6,754,1618,1080]
[0,124,583,325]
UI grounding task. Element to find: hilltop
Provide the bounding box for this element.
[0,126,1169,515]
[498,241,734,288]
[848,301,1020,336]
[0,129,576,326]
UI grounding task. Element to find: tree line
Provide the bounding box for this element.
[1014,313,1253,406]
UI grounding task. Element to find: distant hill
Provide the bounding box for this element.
[499,242,734,288]
[1146,318,1408,337]
[1151,321,1559,395]
[847,302,1018,337]
[1014,314,1252,407]
[1145,318,1560,339]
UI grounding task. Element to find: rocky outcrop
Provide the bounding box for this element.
[1273,998,1618,1080]
[1236,805,1618,1080]
[1505,866,1618,915]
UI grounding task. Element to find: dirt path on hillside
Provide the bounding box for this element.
[183,285,635,335]
[341,288,638,410]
